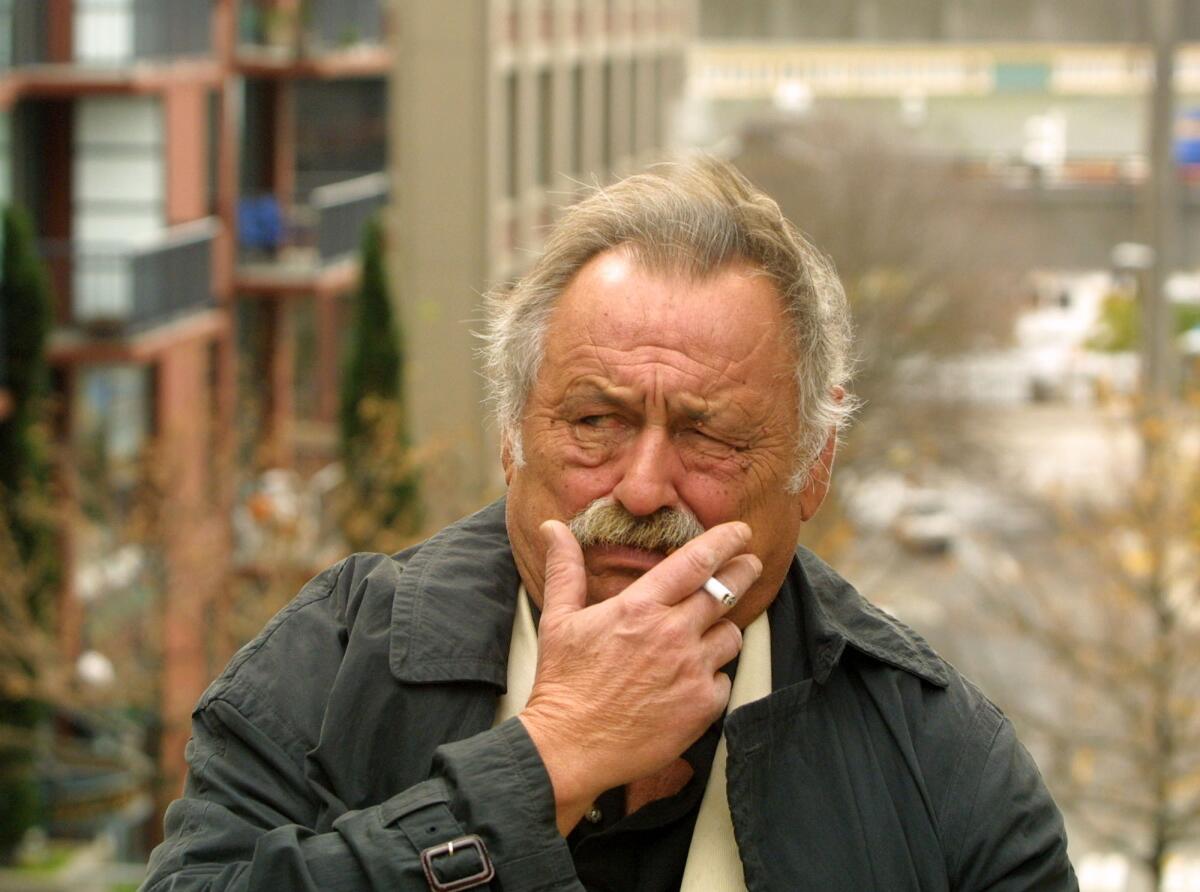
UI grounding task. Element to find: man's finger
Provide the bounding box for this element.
[539,519,588,617]
[700,618,743,671]
[631,521,752,607]
[709,671,734,718]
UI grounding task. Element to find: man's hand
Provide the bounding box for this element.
[518,519,762,835]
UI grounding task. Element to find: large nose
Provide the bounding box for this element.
[610,426,681,517]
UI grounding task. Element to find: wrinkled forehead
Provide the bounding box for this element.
[553,248,789,336]
[535,250,798,397]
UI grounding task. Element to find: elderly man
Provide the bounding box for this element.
[144,159,1075,891]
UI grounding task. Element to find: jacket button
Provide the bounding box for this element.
[585,805,602,824]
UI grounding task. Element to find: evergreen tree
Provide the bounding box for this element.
[0,205,56,861]
[338,216,419,550]
[0,206,52,531]
[340,216,401,449]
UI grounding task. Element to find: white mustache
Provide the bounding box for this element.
[566,498,705,553]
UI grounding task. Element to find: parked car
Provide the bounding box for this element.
[892,489,958,555]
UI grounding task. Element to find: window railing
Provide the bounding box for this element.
[237,172,388,272]
[42,219,217,335]
[1,0,213,69]
[311,171,388,263]
[237,0,384,58]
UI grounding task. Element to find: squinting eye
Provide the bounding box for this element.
[678,427,738,457]
[679,425,719,443]
[573,414,626,434]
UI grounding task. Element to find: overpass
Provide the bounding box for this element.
[689,42,1200,102]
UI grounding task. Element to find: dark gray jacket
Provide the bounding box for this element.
[142,499,1076,891]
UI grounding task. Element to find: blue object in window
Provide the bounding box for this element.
[1175,108,1200,166]
[238,195,284,252]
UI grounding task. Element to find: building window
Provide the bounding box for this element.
[72,362,154,553]
[506,72,519,199]
[75,96,165,244]
[628,58,639,160]
[74,0,134,66]
[293,296,318,421]
[570,64,584,176]
[601,59,613,175]
[537,68,553,188]
[653,55,665,150]
[74,364,153,483]
[294,78,387,195]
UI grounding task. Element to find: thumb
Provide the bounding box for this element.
[539,519,587,617]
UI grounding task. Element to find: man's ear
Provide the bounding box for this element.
[798,426,837,521]
[799,386,844,521]
[501,436,515,486]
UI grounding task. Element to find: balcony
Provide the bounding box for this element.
[237,0,385,65]
[237,172,388,284]
[43,219,217,337]
[1,0,213,70]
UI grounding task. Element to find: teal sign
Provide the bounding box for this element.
[994,62,1050,93]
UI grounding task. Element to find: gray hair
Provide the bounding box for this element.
[480,156,857,492]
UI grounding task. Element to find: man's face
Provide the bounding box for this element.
[503,248,832,626]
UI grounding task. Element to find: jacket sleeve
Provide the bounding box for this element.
[141,550,580,892]
[142,706,580,891]
[944,706,1078,892]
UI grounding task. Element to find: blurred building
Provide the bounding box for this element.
[0,0,234,843]
[700,0,1161,42]
[0,0,387,849]
[235,0,388,469]
[392,0,695,525]
[690,0,1200,272]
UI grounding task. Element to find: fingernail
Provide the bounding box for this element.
[748,554,763,576]
[734,522,752,545]
[539,520,558,546]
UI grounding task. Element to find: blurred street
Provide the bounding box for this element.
[838,401,1200,890]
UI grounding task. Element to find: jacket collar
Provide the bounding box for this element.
[795,547,949,688]
[389,499,518,687]
[388,498,948,690]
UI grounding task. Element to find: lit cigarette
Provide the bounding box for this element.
[703,576,737,607]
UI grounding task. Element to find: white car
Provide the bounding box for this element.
[892,490,958,555]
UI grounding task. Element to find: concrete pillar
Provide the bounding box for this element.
[391,0,495,528]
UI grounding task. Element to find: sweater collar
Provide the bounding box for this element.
[388,498,948,690]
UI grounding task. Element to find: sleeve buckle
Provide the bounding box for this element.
[419,834,495,891]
